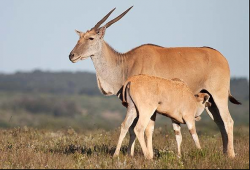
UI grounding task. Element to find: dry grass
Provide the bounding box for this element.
[0,127,249,169]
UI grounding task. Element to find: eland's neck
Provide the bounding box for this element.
[91,41,128,96]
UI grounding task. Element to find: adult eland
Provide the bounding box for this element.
[69,6,241,158]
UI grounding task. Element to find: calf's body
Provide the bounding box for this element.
[114,75,210,159]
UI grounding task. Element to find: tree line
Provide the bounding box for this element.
[0,70,249,100]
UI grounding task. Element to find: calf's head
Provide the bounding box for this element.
[195,92,212,118]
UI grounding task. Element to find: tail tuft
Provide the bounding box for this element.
[122,81,131,108]
[229,94,242,105]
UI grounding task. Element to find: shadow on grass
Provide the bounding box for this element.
[54,144,162,158]
[64,144,116,156]
[61,144,214,161]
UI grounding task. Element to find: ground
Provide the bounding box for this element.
[0,127,249,169]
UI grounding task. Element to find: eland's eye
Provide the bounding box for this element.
[89,37,94,40]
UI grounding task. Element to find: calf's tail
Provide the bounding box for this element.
[122,81,131,107]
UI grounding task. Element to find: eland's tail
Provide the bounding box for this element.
[229,91,241,105]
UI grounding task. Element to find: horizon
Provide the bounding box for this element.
[0,69,249,81]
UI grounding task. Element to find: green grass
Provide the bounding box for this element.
[0,127,248,169]
[0,92,248,131]
[0,91,248,168]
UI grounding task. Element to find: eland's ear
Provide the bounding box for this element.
[98,27,106,39]
[75,29,82,36]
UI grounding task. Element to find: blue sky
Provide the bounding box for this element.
[0,0,249,78]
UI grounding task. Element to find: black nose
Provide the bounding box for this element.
[69,53,74,60]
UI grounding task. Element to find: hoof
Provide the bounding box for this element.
[113,153,119,158]
[177,154,182,159]
[145,155,153,160]
[228,152,236,159]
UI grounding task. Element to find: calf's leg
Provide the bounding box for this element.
[134,107,156,159]
[128,113,156,157]
[145,112,157,159]
[113,104,137,157]
[185,118,201,149]
[127,117,138,157]
[172,121,182,157]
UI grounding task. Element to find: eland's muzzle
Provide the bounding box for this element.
[69,53,74,61]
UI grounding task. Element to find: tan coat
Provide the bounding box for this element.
[123,75,210,124]
[113,75,211,159]
[69,7,241,158]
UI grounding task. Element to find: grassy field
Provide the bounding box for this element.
[0,73,248,169]
[0,91,248,131]
[0,127,249,169]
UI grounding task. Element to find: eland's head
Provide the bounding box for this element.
[69,6,133,63]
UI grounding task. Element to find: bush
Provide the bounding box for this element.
[2,96,82,117]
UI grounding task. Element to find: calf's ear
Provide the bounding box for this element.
[194,94,203,102]
[194,94,199,98]
[203,93,210,104]
[205,102,212,107]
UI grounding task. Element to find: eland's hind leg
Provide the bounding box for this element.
[207,93,235,158]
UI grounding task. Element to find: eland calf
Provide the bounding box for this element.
[114,75,212,159]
